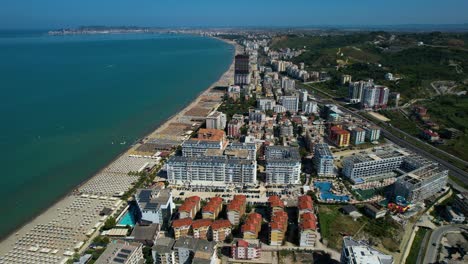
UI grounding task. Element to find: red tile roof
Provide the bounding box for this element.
[268,196,284,208]
[211,219,231,230]
[191,219,212,229]
[172,218,193,228]
[203,197,224,213]
[237,239,249,247]
[179,196,201,213]
[298,195,314,211]
[300,219,317,230]
[241,223,257,233]
[270,221,284,231]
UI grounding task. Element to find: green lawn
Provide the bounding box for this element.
[406,228,429,264]
[318,205,402,251]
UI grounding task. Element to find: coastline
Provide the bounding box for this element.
[0,36,242,255]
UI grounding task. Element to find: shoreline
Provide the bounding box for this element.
[0,36,241,252]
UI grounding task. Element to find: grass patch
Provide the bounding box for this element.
[406,228,429,264]
[318,205,402,251]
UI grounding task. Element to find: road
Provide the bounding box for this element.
[422,224,467,264]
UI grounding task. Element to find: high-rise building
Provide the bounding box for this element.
[182,129,227,157]
[299,89,308,102]
[234,54,251,86]
[280,95,299,113]
[167,156,257,186]
[362,85,389,109]
[265,146,301,184]
[341,236,394,264]
[302,101,318,114]
[350,127,366,145]
[135,188,175,230]
[257,98,276,111]
[329,126,350,147]
[342,148,409,182]
[206,111,227,130]
[281,76,295,91]
[394,163,448,203]
[313,143,335,176]
[365,126,381,142]
[227,119,243,138]
[249,109,266,123]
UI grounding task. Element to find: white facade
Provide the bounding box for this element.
[206,111,227,130]
[257,98,276,111]
[167,156,257,186]
[302,101,318,114]
[265,146,301,184]
[280,96,299,113]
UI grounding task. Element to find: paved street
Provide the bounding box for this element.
[422,224,467,264]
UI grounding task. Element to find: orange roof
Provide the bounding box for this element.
[195,128,226,141]
[179,201,196,213]
[172,218,193,228]
[300,212,316,222]
[227,195,246,212]
[237,239,249,247]
[233,195,247,203]
[272,211,288,224]
[270,221,284,231]
[203,197,224,213]
[298,195,314,211]
[191,219,212,229]
[186,196,201,203]
[268,196,284,208]
[241,223,257,233]
[211,219,231,230]
[300,220,317,230]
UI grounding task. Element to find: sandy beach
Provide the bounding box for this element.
[0,37,242,263]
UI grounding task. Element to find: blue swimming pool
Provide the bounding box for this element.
[118,206,137,227]
[314,181,350,202]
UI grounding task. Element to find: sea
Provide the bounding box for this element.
[0,31,234,239]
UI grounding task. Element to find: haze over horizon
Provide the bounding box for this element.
[2,0,468,30]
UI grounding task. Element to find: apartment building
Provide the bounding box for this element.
[202,197,223,220]
[178,196,201,219]
[313,143,335,176]
[171,218,192,240]
[191,219,212,240]
[227,195,247,226]
[265,146,301,184]
[342,148,408,182]
[135,188,175,229]
[211,219,232,242]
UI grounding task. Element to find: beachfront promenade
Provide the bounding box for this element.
[0,38,242,264]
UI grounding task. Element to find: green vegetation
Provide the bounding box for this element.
[143,246,154,264]
[272,32,468,103]
[318,205,402,251]
[379,110,420,136]
[102,216,116,230]
[218,94,256,121]
[406,228,429,264]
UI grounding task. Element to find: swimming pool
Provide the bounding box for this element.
[314,181,350,202]
[118,206,137,227]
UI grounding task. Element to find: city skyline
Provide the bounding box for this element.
[2,0,468,29]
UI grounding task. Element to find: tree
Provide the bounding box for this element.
[102,217,116,230]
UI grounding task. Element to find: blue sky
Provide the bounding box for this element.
[1,0,467,29]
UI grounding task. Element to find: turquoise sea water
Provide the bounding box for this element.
[0,31,233,238]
